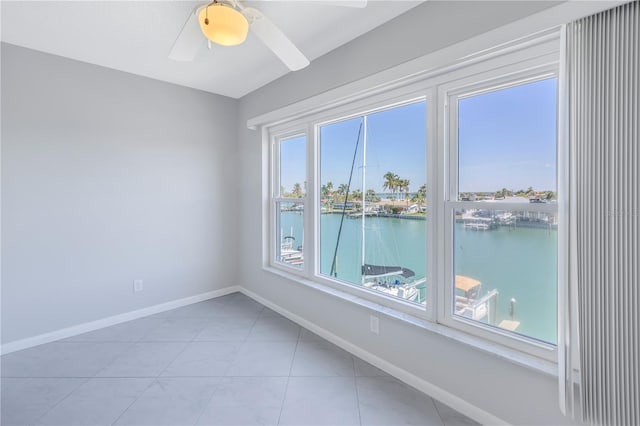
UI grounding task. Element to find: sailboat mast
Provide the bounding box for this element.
[329,123,363,278]
[361,116,367,284]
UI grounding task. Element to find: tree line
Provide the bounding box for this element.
[283,171,427,207]
[284,177,555,204]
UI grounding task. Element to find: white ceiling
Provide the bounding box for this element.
[1,1,424,98]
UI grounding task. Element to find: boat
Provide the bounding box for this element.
[348,209,378,218]
[401,204,421,215]
[361,264,423,302]
[454,275,498,321]
[461,210,495,230]
[495,212,515,225]
[464,222,491,231]
[333,202,356,211]
[280,235,303,266]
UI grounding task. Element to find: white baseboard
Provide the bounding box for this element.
[239,286,508,426]
[1,286,241,355]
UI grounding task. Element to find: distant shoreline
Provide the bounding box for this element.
[323,211,427,221]
[314,211,558,229]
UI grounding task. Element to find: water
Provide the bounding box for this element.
[454,223,557,344]
[279,211,557,344]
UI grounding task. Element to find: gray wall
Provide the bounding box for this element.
[237,2,574,424]
[1,43,238,344]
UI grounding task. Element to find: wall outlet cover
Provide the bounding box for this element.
[370,315,379,334]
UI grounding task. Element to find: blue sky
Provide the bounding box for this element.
[458,78,557,192]
[280,135,306,194]
[279,78,557,194]
[319,101,426,195]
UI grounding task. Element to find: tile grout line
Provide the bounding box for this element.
[5,293,474,426]
[432,397,448,426]
[223,305,265,374]
[109,378,157,426]
[109,299,235,425]
[153,301,242,426]
[3,294,247,425]
[193,302,265,425]
[139,298,242,378]
[28,376,90,426]
[276,326,302,426]
[102,340,138,374]
[53,317,179,426]
[28,340,138,424]
[352,357,364,426]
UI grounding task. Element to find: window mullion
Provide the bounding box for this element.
[304,124,315,280]
[435,86,450,325]
[272,137,279,199]
[425,88,437,321]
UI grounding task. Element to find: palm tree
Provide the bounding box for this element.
[398,179,410,206]
[413,184,426,208]
[383,172,399,201]
[351,189,362,201]
[335,183,348,203]
[365,189,380,203]
[321,182,332,199]
[292,183,303,198]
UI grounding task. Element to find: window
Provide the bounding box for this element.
[318,101,427,305]
[273,134,307,271]
[444,76,558,348]
[265,37,560,360]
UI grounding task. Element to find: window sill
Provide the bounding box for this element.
[264,265,558,378]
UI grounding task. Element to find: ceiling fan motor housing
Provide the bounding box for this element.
[198,3,249,46]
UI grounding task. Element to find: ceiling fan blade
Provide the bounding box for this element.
[308,0,367,8]
[168,9,205,61]
[244,7,310,71]
[258,0,367,7]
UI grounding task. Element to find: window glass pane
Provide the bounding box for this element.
[276,201,304,269]
[453,208,557,343]
[457,78,557,201]
[319,101,427,305]
[279,136,306,198]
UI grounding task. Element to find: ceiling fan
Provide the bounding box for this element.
[169,0,367,71]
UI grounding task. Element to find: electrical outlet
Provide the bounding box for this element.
[133,279,144,293]
[370,315,379,334]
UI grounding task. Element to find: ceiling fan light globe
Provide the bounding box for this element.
[198,4,249,47]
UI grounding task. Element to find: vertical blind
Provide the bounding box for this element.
[566,2,639,425]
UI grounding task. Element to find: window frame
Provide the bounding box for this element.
[311,96,432,319]
[270,128,310,277]
[438,66,560,360]
[266,91,434,320]
[265,35,562,362]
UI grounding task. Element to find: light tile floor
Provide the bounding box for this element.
[1,293,479,426]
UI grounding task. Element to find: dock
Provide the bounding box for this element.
[498,320,521,331]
